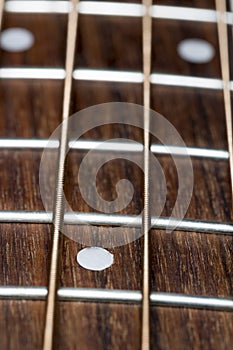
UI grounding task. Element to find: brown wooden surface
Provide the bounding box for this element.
[0,1,233,349]
[0,300,45,350]
[1,13,67,67]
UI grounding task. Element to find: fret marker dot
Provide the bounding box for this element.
[77,247,114,271]
[177,38,215,64]
[0,28,34,52]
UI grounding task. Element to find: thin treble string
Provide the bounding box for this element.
[42,1,79,349]
[142,0,152,349]
[215,0,233,205]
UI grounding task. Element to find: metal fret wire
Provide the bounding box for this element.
[0,286,233,311]
[1,67,232,92]
[142,0,152,348]
[42,1,78,349]
[0,66,233,90]
[3,1,233,24]
[0,1,229,344]
[0,138,229,159]
[215,0,233,205]
[0,211,233,234]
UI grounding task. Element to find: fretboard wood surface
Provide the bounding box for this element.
[0,1,233,349]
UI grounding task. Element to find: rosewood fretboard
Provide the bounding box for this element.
[0,0,233,349]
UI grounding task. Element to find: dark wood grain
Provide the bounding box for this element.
[76,15,142,70]
[152,19,221,77]
[151,307,233,350]
[152,86,227,149]
[0,80,62,138]
[0,300,45,350]
[0,150,44,210]
[56,302,141,350]
[1,13,67,67]
[0,1,233,350]
[150,230,233,296]
[0,224,51,286]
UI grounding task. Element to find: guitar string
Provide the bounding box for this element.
[142,0,152,349]
[0,0,230,346]
[42,1,78,349]
[0,0,4,30]
[215,0,233,203]
[0,1,232,345]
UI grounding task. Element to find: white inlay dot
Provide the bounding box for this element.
[177,38,215,64]
[0,28,35,52]
[77,247,114,271]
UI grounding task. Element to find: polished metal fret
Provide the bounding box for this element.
[0,67,66,79]
[0,138,229,160]
[4,0,233,25]
[0,67,227,90]
[0,286,233,311]
[1,2,232,348]
[73,69,144,83]
[0,211,233,235]
[4,0,71,13]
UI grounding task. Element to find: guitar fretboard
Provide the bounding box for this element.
[0,1,233,349]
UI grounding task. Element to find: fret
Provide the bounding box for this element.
[1,286,233,312]
[5,1,232,25]
[151,74,222,89]
[0,68,224,88]
[5,1,71,14]
[0,67,66,79]
[0,0,233,349]
[74,69,144,83]
[0,138,229,160]
[78,1,143,17]
[0,211,233,234]
[151,5,217,22]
